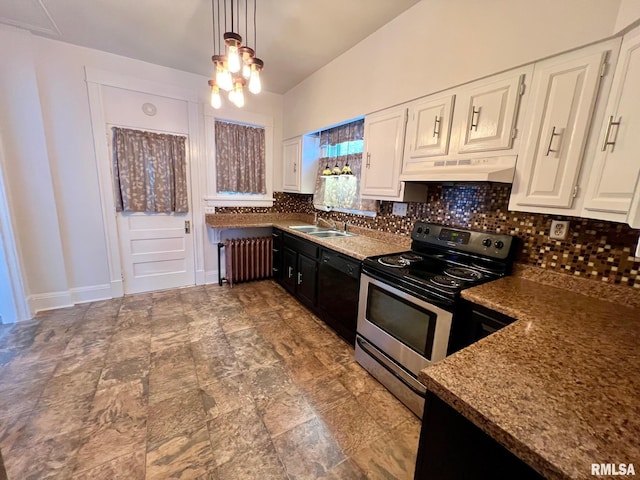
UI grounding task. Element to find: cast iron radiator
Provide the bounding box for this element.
[222,236,273,286]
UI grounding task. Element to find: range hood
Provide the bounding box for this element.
[399,155,517,183]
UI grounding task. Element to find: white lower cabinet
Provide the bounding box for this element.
[583,28,640,227]
[509,41,618,212]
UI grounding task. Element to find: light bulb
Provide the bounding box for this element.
[249,64,261,94]
[228,88,236,104]
[227,45,241,73]
[219,65,233,92]
[233,83,245,107]
[210,85,221,109]
[242,62,251,79]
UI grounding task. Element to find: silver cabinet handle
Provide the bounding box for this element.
[288,266,293,278]
[365,152,371,168]
[545,126,562,156]
[293,161,297,173]
[601,115,621,152]
[469,106,480,131]
[433,115,441,137]
[297,272,302,285]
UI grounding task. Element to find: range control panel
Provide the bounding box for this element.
[411,222,515,260]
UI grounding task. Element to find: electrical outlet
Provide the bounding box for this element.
[635,234,640,259]
[204,206,215,214]
[549,220,570,240]
[392,202,408,216]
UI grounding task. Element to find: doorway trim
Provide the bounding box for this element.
[0,131,30,322]
[85,67,204,298]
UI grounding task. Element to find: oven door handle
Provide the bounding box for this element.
[356,337,427,398]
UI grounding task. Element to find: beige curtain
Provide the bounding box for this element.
[313,119,377,213]
[112,127,188,213]
[215,120,266,194]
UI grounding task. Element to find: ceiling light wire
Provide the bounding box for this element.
[253,0,257,51]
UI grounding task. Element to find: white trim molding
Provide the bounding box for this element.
[203,107,274,207]
[28,291,74,314]
[70,283,113,304]
[0,128,31,322]
[85,67,202,296]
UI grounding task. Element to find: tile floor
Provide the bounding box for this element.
[0,280,420,479]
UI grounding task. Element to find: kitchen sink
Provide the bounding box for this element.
[289,225,330,233]
[308,230,355,238]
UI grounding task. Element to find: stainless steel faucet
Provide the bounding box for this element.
[317,216,337,229]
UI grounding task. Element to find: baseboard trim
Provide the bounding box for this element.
[28,290,74,313]
[70,283,113,304]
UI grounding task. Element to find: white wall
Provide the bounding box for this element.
[0,26,72,312]
[615,0,640,32]
[283,0,621,137]
[0,26,283,314]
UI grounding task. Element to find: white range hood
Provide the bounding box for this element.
[399,155,517,183]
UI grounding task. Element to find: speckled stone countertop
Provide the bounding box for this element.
[419,271,640,480]
[205,213,410,260]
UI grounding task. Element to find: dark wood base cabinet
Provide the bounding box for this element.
[272,227,361,344]
[415,392,543,480]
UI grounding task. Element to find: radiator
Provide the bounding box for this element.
[223,236,273,286]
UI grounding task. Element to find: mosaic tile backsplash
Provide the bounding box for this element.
[217,186,640,289]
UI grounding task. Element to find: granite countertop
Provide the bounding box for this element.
[205,213,410,260]
[419,271,640,479]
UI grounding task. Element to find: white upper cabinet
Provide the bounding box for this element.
[361,106,428,201]
[455,68,529,154]
[584,28,640,226]
[404,94,455,161]
[361,106,407,198]
[282,135,319,194]
[509,42,614,211]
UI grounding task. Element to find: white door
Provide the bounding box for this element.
[511,46,609,209]
[282,137,302,192]
[361,106,407,199]
[404,93,455,163]
[117,212,195,294]
[456,68,527,153]
[585,28,640,220]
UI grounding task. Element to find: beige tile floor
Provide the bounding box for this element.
[0,280,420,479]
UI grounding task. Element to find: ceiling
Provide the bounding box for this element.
[0,0,420,94]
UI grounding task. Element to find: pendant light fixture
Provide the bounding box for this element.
[209,0,264,109]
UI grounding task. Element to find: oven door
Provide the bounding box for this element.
[357,273,453,376]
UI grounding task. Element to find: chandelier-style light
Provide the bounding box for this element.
[209,0,264,109]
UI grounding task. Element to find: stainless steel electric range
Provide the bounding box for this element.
[355,222,518,418]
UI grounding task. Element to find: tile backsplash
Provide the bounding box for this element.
[217,186,640,288]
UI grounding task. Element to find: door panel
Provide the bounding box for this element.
[297,253,317,308]
[282,138,301,192]
[586,30,640,218]
[457,72,525,153]
[282,247,297,294]
[514,50,606,208]
[405,94,455,161]
[117,213,194,294]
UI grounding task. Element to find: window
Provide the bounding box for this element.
[204,110,274,207]
[313,119,377,216]
[214,120,266,194]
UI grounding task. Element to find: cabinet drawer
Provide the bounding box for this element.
[284,233,319,259]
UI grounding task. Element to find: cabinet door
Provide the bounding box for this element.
[456,70,526,153]
[282,247,297,294]
[511,48,608,209]
[296,254,317,308]
[282,137,301,192]
[361,106,407,198]
[405,94,455,161]
[585,29,640,222]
